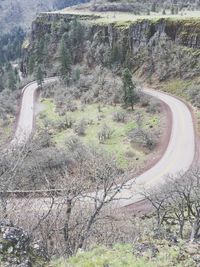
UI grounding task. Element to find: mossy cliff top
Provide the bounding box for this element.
[32,13,200,49]
[23,11,200,82]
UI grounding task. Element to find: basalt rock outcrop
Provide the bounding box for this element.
[22,13,200,81]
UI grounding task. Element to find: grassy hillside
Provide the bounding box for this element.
[37,97,160,168]
[50,242,199,267]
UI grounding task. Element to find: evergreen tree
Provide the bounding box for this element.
[110,45,119,65]
[6,63,18,91]
[28,55,35,75]
[70,19,84,46]
[122,68,138,110]
[8,70,16,91]
[175,6,179,14]
[59,33,72,83]
[151,2,157,12]
[35,65,44,87]
[36,38,45,65]
[0,76,4,92]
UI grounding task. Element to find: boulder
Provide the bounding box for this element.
[0,220,47,267]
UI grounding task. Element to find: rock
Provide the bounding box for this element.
[0,220,47,267]
[193,254,200,263]
[184,243,200,255]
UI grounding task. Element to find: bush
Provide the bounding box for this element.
[146,99,161,113]
[187,86,200,108]
[129,128,157,150]
[74,119,87,136]
[112,110,126,122]
[98,124,114,143]
[140,94,150,107]
[55,116,74,132]
[65,99,77,112]
[63,115,74,129]
[65,135,88,161]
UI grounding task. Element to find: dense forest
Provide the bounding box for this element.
[0,27,25,65]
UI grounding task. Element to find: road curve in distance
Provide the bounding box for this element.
[8,82,195,209]
[11,78,58,147]
[116,88,195,206]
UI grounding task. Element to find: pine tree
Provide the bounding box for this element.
[70,19,84,46]
[122,68,138,110]
[35,65,44,87]
[0,75,4,92]
[171,5,175,14]
[59,33,72,83]
[28,55,35,75]
[6,63,17,91]
[151,2,156,12]
[36,38,45,65]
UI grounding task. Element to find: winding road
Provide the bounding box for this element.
[117,88,195,206]
[10,79,196,206]
[11,78,58,146]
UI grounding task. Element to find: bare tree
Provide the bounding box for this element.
[0,137,132,258]
[143,168,200,242]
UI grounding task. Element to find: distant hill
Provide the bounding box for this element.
[0,0,88,32]
[89,0,200,13]
[0,0,198,33]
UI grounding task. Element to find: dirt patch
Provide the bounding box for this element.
[122,199,153,216]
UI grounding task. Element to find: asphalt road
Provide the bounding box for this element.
[10,78,58,146]
[116,88,195,206]
[9,82,195,206]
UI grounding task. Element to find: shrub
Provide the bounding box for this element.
[56,116,74,132]
[98,124,114,143]
[112,110,126,122]
[146,99,161,113]
[140,94,150,107]
[74,119,87,136]
[129,128,157,150]
[187,86,200,108]
[65,99,77,112]
[63,115,74,129]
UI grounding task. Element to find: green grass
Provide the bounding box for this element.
[52,8,200,27]
[159,78,200,134]
[50,243,196,267]
[159,79,193,97]
[38,99,160,168]
[51,244,153,267]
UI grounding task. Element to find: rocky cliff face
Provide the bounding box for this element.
[24,13,200,81]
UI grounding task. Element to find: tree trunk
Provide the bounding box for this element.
[179,221,184,239]
[63,199,72,242]
[190,218,200,242]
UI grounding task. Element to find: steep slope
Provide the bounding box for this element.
[23,13,200,81]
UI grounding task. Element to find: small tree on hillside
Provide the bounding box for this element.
[122,68,138,110]
[59,33,72,84]
[151,2,157,12]
[35,65,44,88]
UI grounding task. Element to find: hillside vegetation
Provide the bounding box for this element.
[0,1,200,266]
[50,243,200,267]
